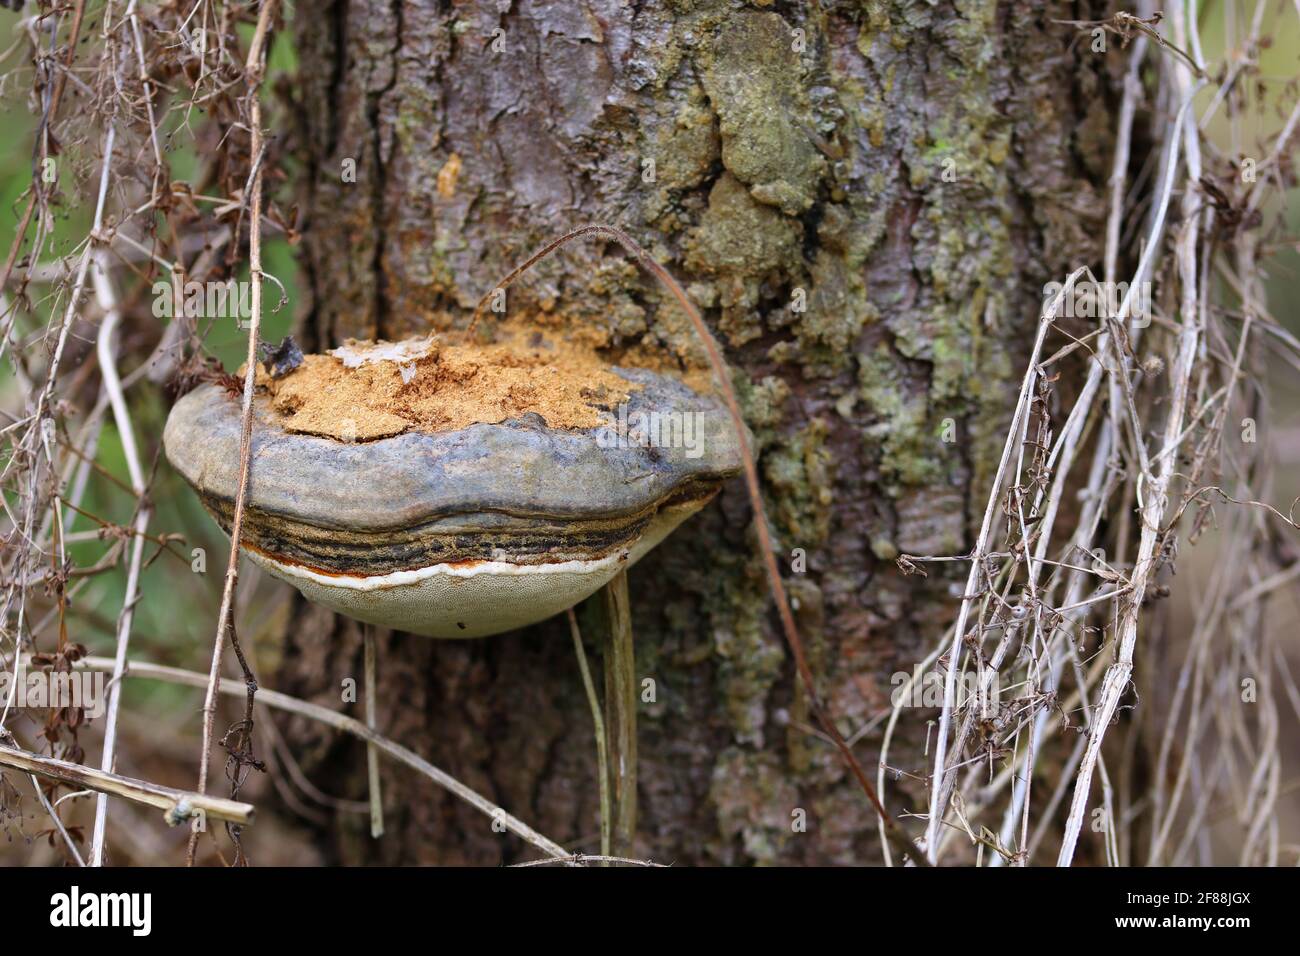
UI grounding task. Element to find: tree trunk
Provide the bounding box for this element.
[270,0,1117,865]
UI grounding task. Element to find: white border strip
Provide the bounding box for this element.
[252,547,629,592]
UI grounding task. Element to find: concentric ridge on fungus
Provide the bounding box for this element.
[164,337,744,638]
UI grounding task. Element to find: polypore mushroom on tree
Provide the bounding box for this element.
[163,338,743,639]
[164,226,758,861]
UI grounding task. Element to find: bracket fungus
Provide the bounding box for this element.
[160,224,923,863]
[164,329,744,638]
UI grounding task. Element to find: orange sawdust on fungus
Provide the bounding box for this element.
[256,319,642,441]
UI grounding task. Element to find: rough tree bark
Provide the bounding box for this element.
[269,0,1117,864]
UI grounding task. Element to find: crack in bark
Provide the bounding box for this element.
[367,0,405,337]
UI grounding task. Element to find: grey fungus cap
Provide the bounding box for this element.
[163,365,744,638]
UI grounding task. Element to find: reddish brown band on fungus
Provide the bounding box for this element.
[207,485,721,577]
[243,541,492,579]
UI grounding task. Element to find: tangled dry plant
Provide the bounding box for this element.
[891,4,1300,866]
[0,0,303,867]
